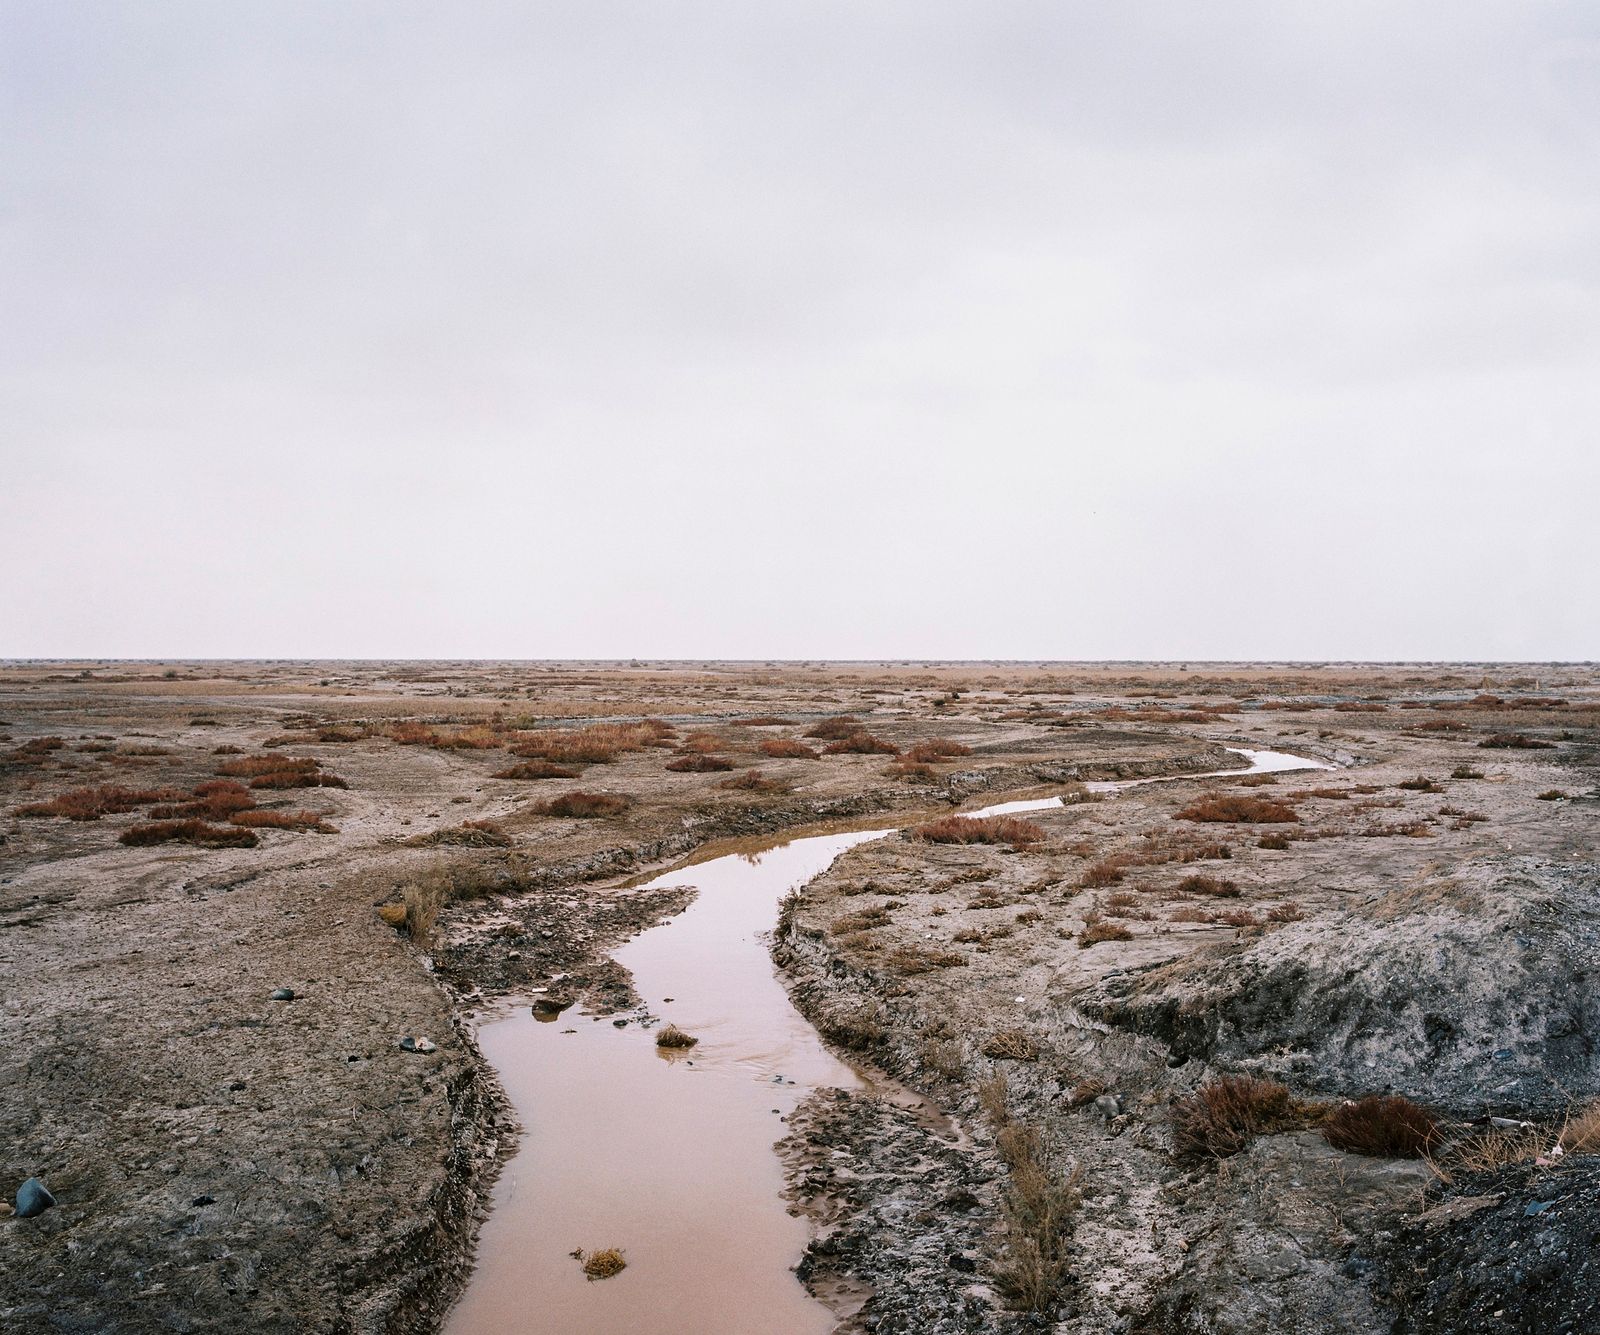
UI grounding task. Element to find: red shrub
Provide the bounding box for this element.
[539,791,631,818]
[912,815,1046,847]
[1175,795,1299,824]
[1171,1076,1300,1159]
[230,810,337,832]
[1322,1095,1439,1158]
[120,820,259,849]
[760,738,817,759]
[15,785,184,821]
[805,716,863,740]
[493,760,581,780]
[217,755,318,778]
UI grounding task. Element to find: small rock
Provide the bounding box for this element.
[1093,1095,1122,1120]
[399,1036,438,1054]
[947,1252,977,1273]
[192,1194,216,1207]
[1525,1199,1555,1216]
[611,1019,627,1028]
[0,1201,12,1218]
[16,1177,55,1219]
[269,987,295,1002]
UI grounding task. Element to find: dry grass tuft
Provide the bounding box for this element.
[1175,794,1299,824]
[1171,1075,1307,1159]
[983,1030,1040,1062]
[1175,873,1240,898]
[1078,912,1133,947]
[411,819,514,848]
[759,737,817,759]
[539,791,631,818]
[1322,1094,1439,1158]
[1560,1100,1600,1154]
[717,769,790,793]
[804,715,863,739]
[1479,732,1554,750]
[655,1023,699,1049]
[912,815,1046,847]
[492,760,581,780]
[1078,860,1125,888]
[904,738,973,762]
[577,1248,627,1281]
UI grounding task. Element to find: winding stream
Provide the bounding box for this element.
[443,748,1329,1335]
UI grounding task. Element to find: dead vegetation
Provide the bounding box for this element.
[119,819,260,849]
[1321,1095,1439,1158]
[576,1247,627,1280]
[977,1073,1082,1313]
[537,791,631,818]
[410,819,513,848]
[1175,794,1299,824]
[492,760,580,780]
[911,815,1046,847]
[1170,1076,1314,1159]
[759,737,817,759]
[655,1023,699,1049]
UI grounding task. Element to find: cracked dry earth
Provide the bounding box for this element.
[1,660,1597,1335]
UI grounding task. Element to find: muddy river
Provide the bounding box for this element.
[444,748,1327,1335]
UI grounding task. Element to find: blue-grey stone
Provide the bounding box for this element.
[269,987,295,1001]
[16,1177,55,1218]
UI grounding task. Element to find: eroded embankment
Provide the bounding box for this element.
[772,736,1600,1334]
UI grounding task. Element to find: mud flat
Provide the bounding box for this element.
[0,660,1595,1333]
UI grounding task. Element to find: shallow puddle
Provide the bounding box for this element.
[444,746,1327,1334]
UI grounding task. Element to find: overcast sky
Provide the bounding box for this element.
[3,3,1597,660]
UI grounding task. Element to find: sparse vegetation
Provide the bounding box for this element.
[904,738,972,762]
[1175,873,1240,898]
[665,753,735,772]
[655,1023,699,1049]
[717,769,790,793]
[821,731,900,756]
[978,1073,1082,1313]
[1078,911,1133,947]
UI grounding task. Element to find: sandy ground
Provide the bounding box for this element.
[1,660,1595,1333]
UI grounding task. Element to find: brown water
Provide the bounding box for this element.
[444,830,888,1335]
[444,747,1327,1335]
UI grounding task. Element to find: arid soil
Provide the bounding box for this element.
[1,660,1596,1334]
